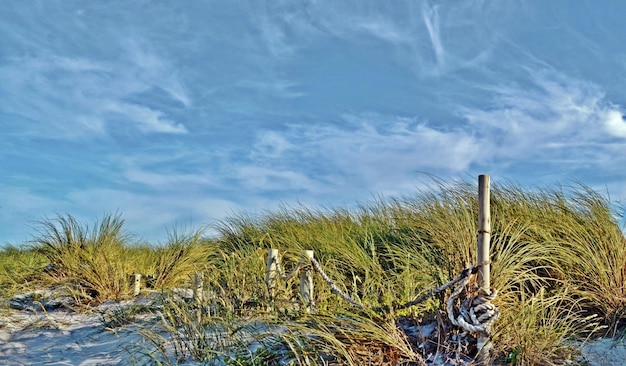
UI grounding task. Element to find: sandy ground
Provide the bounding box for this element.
[0,306,158,365]
[581,338,626,366]
[1,298,625,365]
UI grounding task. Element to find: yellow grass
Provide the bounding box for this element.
[1,179,624,363]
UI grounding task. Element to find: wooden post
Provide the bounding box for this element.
[133,273,142,296]
[300,250,314,313]
[266,249,279,301]
[193,271,204,303]
[477,174,492,361]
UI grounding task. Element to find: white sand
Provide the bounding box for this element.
[0,308,153,365]
[580,338,626,366]
[2,301,625,365]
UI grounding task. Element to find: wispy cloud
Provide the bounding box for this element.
[261,0,500,78]
[460,68,626,174]
[0,37,190,139]
[235,166,323,193]
[235,79,305,99]
[106,102,188,134]
[356,18,411,44]
[316,115,478,171]
[121,38,191,108]
[108,148,221,191]
[244,115,479,198]
[250,130,296,160]
[3,0,626,245]
[605,110,626,138]
[307,117,479,196]
[422,3,445,70]
[122,168,213,190]
[233,67,626,200]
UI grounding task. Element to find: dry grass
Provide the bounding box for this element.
[0,245,47,298]
[21,214,213,303]
[32,213,134,303]
[1,179,625,364]
[493,288,601,365]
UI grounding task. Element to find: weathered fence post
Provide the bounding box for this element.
[193,271,204,303]
[266,248,279,302]
[300,250,315,313]
[133,273,142,296]
[477,174,492,361]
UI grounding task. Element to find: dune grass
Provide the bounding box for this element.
[32,213,135,303]
[5,213,213,304]
[1,179,625,364]
[0,245,47,298]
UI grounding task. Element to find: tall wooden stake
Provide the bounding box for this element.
[477,174,492,362]
[477,174,491,292]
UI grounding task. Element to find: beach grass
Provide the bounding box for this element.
[1,179,624,364]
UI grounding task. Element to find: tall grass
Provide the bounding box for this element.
[207,180,625,362]
[33,213,133,302]
[27,214,213,303]
[142,296,260,364]
[0,245,47,298]
[493,287,600,366]
[546,188,626,334]
[1,179,625,364]
[265,312,425,366]
[137,228,212,290]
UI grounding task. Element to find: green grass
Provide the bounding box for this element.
[31,213,134,303]
[1,179,625,364]
[0,245,47,298]
[1,213,214,304]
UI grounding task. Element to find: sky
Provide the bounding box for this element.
[2,0,626,245]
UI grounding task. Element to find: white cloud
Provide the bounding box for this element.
[122,39,191,107]
[235,166,323,193]
[250,130,296,160]
[235,79,305,99]
[123,168,214,189]
[460,69,626,168]
[75,116,107,135]
[313,115,479,171]
[0,36,191,140]
[604,109,626,138]
[257,16,297,59]
[280,0,499,77]
[106,148,222,191]
[422,3,445,70]
[106,102,188,134]
[242,115,480,199]
[357,18,410,44]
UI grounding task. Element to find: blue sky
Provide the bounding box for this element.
[2,0,626,245]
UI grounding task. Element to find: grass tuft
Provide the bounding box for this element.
[32,213,133,303]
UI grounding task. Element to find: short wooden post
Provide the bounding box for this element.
[133,273,142,296]
[477,174,492,361]
[193,271,204,303]
[300,250,314,313]
[266,249,279,300]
